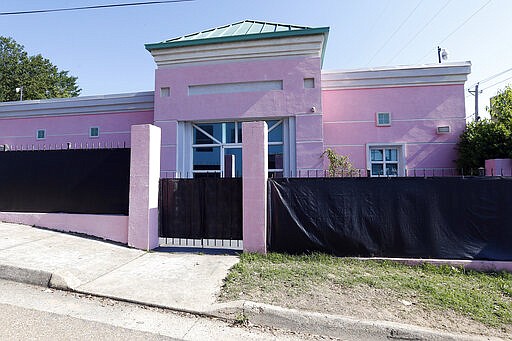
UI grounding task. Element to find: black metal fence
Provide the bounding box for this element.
[0,141,127,151]
[290,167,512,178]
[159,178,243,242]
[0,146,130,214]
[268,177,512,261]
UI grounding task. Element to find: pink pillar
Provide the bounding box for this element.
[242,121,268,254]
[128,124,161,250]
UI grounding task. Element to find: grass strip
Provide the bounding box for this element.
[221,253,512,328]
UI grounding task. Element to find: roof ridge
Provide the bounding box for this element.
[145,20,329,54]
[241,19,311,29]
[161,19,314,44]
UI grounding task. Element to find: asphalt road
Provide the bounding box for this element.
[0,302,176,340]
[0,279,333,340]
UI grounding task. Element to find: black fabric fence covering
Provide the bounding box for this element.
[268,177,512,261]
[159,178,242,240]
[0,149,130,215]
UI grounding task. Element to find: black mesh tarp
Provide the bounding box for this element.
[0,149,130,215]
[268,177,512,260]
[159,178,242,240]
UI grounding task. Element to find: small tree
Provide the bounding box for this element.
[321,148,357,177]
[457,120,512,170]
[457,85,512,169]
[488,85,512,125]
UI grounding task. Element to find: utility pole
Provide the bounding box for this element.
[468,83,482,121]
[474,83,479,121]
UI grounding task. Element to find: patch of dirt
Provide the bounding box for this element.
[228,283,512,340]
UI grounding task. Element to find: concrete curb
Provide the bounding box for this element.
[209,301,498,341]
[0,264,53,287]
[0,265,499,341]
[0,264,77,291]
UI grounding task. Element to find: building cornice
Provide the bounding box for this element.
[321,62,471,90]
[0,91,154,119]
[149,34,327,68]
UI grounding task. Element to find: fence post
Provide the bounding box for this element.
[242,121,268,254]
[128,124,161,250]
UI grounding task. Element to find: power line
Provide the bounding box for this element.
[466,66,512,95]
[417,0,492,63]
[344,0,392,66]
[481,74,512,91]
[0,0,195,16]
[474,67,512,86]
[366,0,422,66]
[386,0,452,65]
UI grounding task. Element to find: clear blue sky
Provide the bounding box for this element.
[1,0,511,119]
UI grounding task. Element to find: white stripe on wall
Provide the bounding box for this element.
[324,117,466,124]
[327,141,457,147]
[296,140,323,144]
[0,131,130,139]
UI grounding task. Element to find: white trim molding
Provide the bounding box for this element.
[0,91,154,119]
[322,62,471,90]
[366,143,406,177]
[376,112,391,126]
[149,35,326,67]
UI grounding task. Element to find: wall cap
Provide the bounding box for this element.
[322,62,471,89]
[0,91,154,119]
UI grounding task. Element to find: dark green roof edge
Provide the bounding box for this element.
[145,26,330,51]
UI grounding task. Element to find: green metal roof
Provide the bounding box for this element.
[145,20,329,51]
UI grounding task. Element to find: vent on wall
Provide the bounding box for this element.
[437,126,451,134]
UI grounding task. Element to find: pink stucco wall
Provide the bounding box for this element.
[485,159,512,176]
[154,56,323,173]
[0,212,128,244]
[0,110,153,148]
[366,257,512,274]
[322,84,466,171]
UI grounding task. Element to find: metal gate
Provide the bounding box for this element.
[158,177,243,249]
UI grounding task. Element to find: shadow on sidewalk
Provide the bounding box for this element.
[154,246,241,256]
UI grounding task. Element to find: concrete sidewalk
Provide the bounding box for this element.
[0,222,496,341]
[0,221,238,313]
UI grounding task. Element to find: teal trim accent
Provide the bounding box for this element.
[145,27,329,51]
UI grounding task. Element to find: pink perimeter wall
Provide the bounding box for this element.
[322,84,466,171]
[154,56,323,173]
[485,159,512,176]
[0,110,153,148]
[0,212,128,244]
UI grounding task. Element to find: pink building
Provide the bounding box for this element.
[0,20,471,177]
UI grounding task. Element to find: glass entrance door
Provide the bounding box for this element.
[190,120,285,178]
